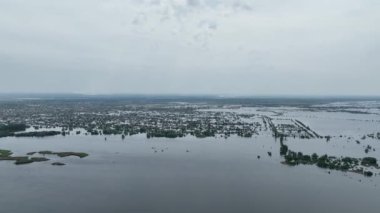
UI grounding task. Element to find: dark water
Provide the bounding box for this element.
[0,135,379,213]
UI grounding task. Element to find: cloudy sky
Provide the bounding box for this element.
[0,0,379,95]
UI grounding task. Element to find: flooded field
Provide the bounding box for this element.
[0,97,380,212]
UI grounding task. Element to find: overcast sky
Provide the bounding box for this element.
[0,0,379,96]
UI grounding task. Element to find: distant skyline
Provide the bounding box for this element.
[1,0,379,96]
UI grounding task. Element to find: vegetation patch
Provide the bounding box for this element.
[52,162,65,166]
[0,149,13,157]
[0,124,27,138]
[27,152,37,155]
[14,131,62,137]
[14,157,35,165]
[38,151,89,158]
[281,144,378,177]
[30,157,50,162]
[0,148,87,166]
[361,157,378,167]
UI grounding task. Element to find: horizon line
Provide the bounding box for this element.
[1,92,380,99]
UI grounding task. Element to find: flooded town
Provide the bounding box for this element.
[1,96,379,175]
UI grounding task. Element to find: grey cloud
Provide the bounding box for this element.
[198,20,218,30]
[0,0,379,95]
[187,0,200,7]
[232,1,252,12]
[132,13,147,25]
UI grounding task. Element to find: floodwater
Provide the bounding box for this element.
[0,134,379,213]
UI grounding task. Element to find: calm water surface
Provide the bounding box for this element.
[0,135,379,213]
